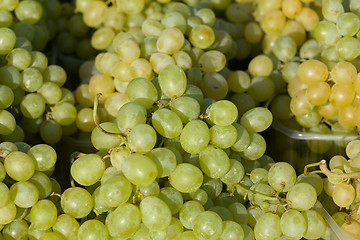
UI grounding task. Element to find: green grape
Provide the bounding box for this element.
[161,11,187,34]
[248,55,273,77]
[157,27,184,55]
[43,65,67,87]
[179,200,205,229]
[267,162,296,192]
[78,219,108,240]
[254,213,281,240]
[227,202,248,225]
[7,48,31,71]
[61,187,94,219]
[207,100,238,126]
[158,64,187,98]
[116,101,147,134]
[14,0,42,24]
[28,171,52,199]
[158,187,184,215]
[71,153,105,186]
[9,181,38,208]
[247,76,275,103]
[51,102,77,126]
[227,70,250,94]
[332,182,355,208]
[151,108,183,139]
[302,210,327,239]
[295,107,322,128]
[0,66,21,90]
[91,26,115,50]
[140,196,172,231]
[0,109,16,135]
[92,186,112,214]
[0,200,16,225]
[169,163,203,193]
[200,72,228,101]
[39,119,62,145]
[126,77,158,109]
[28,223,51,239]
[20,93,45,119]
[322,0,344,23]
[296,173,323,196]
[0,27,16,55]
[209,124,237,149]
[145,147,177,178]
[192,211,223,240]
[220,159,245,185]
[286,183,317,211]
[37,82,62,105]
[231,123,250,152]
[239,132,266,161]
[337,12,360,36]
[272,36,297,62]
[30,50,48,72]
[180,120,209,154]
[140,181,160,197]
[199,145,230,178]
[91,122,122,151]
[99,175,132,207]
[219,220,244,240]
[169,96,200,123]
[249,168,268,184]
[208,205,233,221]
[0,182,10,208]
[2,219,28,240]
[189,24,215,49]
[240,107,272,133]
[121,153,158,186]
[52,214,80,240]
[336,36,360,61]
[27,144,56,172]
[39,232,67,240]
[280,209,306,239]
[4,151,35,182]
[201,175,223,199]
[299,39,321,60]
[30,199,57,230]
[198,50,226,73]
[128,124,157,154]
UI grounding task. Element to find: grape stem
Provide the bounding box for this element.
[93,93,127,144]
[235,183,284,203]
[305,160,360,179]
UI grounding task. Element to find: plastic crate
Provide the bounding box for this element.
[265,119,360,174]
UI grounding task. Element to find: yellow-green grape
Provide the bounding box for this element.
[260,10,286,35]
[280,209,307,240]
[91,26,115,50]
[305,81,331,106]
[82,0,107,28]
[332,182,355,208]
[61,187,94,219]
[294,7,319,32]
[88,74,115,100]
[322,0,344,23]
[282,0,302,18]
[180,120,209,154]
[338,104,357,129]
[200,72,228,100]
[227,70,250,94]
[247,76,275,102]
[0,27,16,55]
[156,27,184,55]
[254,213,282,240]
[158,64,187,98]
[282,20,306,47]
[248,55,273,77]
[329,83,355,108]
[14,0,43,24]
[172,50,192,70]
[71,154,105,186]
[103,6,125,31]
[272,36,297,62]
[0,109,16,135]
[341,220,360,239]
[152,108,183,138]
[198,50,226,73]
[189,24,215,49]
[150,52,176,74]
[117,0,145,14]
[161,10,187,34]
[207,100,238,126]
[336,36,360,61]
[140,196,172,231]
[244,22,263,44]
[67,13,89,37]
[141,19,165,37]
[193,211,223,240]
[268,162,296,192]
[270,94,293,121]
[286,183,317,211]
[302,210,326,239]
[295,107,322,128]
[128,124,157,154]
[104,92,129,118]
[331,61,357,85]
[30,199,57,230]
[290,88,314,116]
[297,59,329,84]
[240,107,273,133]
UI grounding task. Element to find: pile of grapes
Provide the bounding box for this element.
[1,0,360,239]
